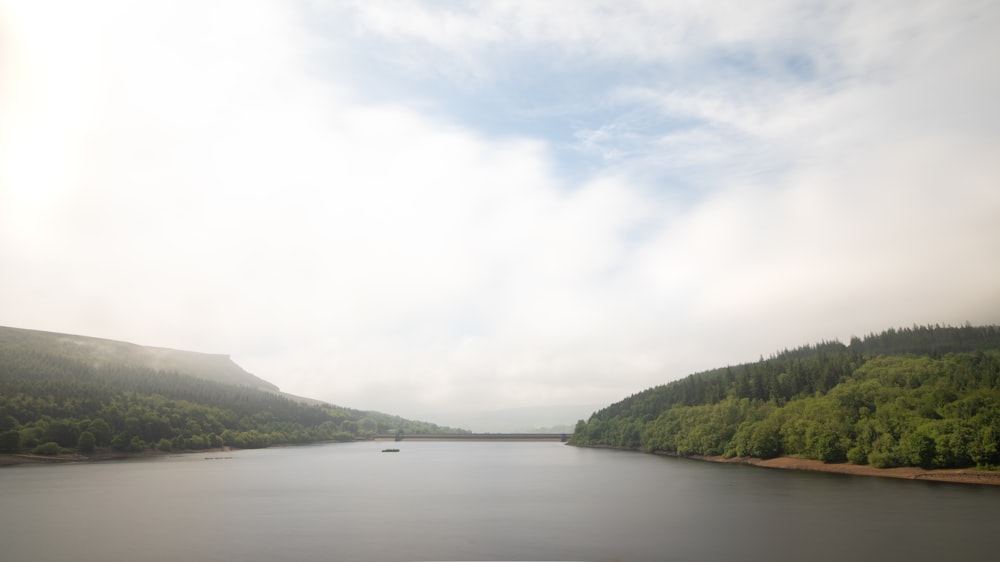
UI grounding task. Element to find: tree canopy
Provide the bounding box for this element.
[570,324,1000,469]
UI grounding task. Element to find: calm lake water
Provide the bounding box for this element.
[1,441,997,562]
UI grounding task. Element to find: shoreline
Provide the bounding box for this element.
[680,452,1000,486]
[0,439,376,467]
[8,443,1000,486]
[572,444,1000,486]
[0,447,237,467]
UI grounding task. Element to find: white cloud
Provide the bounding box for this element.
[2,1,999,428]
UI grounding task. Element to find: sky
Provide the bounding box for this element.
[2,0,999,431]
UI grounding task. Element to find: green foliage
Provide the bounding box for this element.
[0,429,21,453]
[87,418,113,446]
[571,324,1000,471]
[0,326,467,456]
[76,431,96,453]
[45,419,80,448]
[127,436,146,452]
[846,446,867,465]
[32,441,61,455]
[19,427,42,449]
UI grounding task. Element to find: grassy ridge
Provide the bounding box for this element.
[570,324,1000,469]
[0,326,278,390]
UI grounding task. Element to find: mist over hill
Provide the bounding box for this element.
[0,325,464,457]
[0,326,277,391]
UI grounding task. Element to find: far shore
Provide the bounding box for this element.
[0,447,237,467]
[8,442,1000,486]
[0,438,413,467]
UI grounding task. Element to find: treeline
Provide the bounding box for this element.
[570,324,1000,469]
[0,344,463,456]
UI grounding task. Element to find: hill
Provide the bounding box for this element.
[0,326,277,391]
[570,324,1000,470]
[0,326,464,458]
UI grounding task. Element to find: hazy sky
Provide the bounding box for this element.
[2,1,998,429]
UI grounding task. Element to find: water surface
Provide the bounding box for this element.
[1,441,996,561]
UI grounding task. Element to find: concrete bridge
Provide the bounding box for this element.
[374,433,569,442]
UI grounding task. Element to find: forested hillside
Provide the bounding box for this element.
[570,324,1000,469]
[0,327,463,456]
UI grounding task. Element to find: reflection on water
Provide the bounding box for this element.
[1,441,997,562]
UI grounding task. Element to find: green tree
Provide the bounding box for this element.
[0,414,18,432]
[88,418,113,446]
[32,441,61,455]
[19,427,43,449]
[900,429,936,468]
[76,431,96,453]
[45,419,80,448]
[739,419,782,458]
[127,436,146,452]
[970,426,999,467]
[0,429,21,453]
[220,429,237,447]
[815,431,847,463]
[111,433,128,451]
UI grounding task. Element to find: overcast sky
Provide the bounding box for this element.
[2,0,998,430]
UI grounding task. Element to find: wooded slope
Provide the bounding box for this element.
[0,326,462,456]
[570,324,1000,469]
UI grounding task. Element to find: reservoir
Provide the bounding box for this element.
[1,441,997,561]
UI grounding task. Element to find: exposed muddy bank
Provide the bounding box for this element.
[569,443,1000,486]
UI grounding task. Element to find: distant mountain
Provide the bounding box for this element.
[0,326,277,391]
[0,325,464,457]
[571,324,1000,471]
